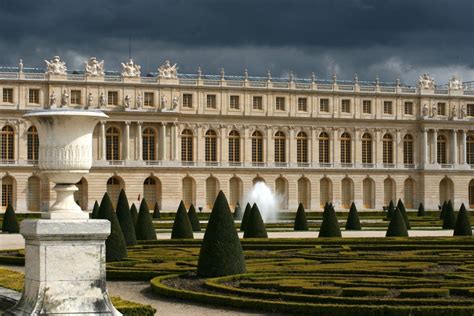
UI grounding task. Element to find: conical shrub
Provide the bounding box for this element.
[233,202,243,220]
[2,204,19,233]
[319,204,341,237]
[386,207,408,237]
[397,199,411,229]
[440,201,447,219]
[97,193,128,262]
[115,189,136,246]
[243,204,268,238]
[171,201,194,239]
[454,203,472,236]
[197,191,246,277]
[345,202,361,230]
[152,202,161,219]
[442,200,456,229]
[417,202,426,217]
[136,198,157,240]
[91,200,100,219]
[188,204,201,232]
[130,203,138,228]
[294,203,308,231]
[240,202,252,231]
[386,200,395,219]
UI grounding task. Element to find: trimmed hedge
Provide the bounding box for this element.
[453,203,472,236]
[115,189,137,246]
[294,203,309,231]
[397,199,411,229]
[171,201,194,239]
[342,287,389,297]
[240,202,252,231]
[345,202,361,230]
[319,203,341,237]
[91,200,100,219]
[442,200,456,229]
[386,200,395,219]
[135,198,157,241]
[417,202,426,217]
[386,207,408,237]
[399,288,449,298]
[440,201,447,219]
[2,204,19,233]
[152,202,161,219]
[130,203,138,228]
[243,204,268,238]
[188,204,201,232]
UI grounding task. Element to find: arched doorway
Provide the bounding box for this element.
[439,177,454,205]
[106,176,124,208]
[28,176,41,211]
[363,177,375,209]
[275,177,288,209]
[320,177,332,207]
[297,177,310,209]
[1,176,15,210]
[229,177,242,208]
[206,177,219,209]
[384,178,396,206]
[144,177,161,208]
[404,178,416,209]
[182,176,196,208]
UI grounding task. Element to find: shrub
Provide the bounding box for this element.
[345,202,361,230]
[97,193,128,262]
[399,288,449,298]
[454,203,472,236]
[319,204,341,237]
[188,204,201,232]
[91,200,100,219]
[386,200,395,219]
[2,204,19,233]
[240,202,252,231]
[397,199,411,229]
[417,202,426,217]
[152,202,161,219]
[233,202,243,220]
[171,201,194,239]
[115,189,137,246]
[440,201,447,219]
[385,207,408,237]
[342,287,389,297]
[243,204,268,238]
[130,203,138,228]
[294,203,308,231]
[135,198,157,241]
[197,191,246,277]
[442,200,456,229]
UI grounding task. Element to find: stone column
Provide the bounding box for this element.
[161,123,167,161]
[432,129,438,164]
[311,128,318,167]
[266,126,273,165]
[171,123,177,161]
[137,121,142,161]
[124,121,130,160]
[452,129,458,165]
[288,127,295,165]
[100,120,106,160]
[332,128,337,167]
[421,128,427,167]
[461,129,467,165]
[395,129,401,167]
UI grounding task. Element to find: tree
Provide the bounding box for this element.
[319,203,342,237]
[171,201,194,239]
[442,200,456,229]
[294,203,308,231]
[386,207,408,237]
[233,202,243,220]
[240,202,252,231]
[2,204,19,233]
[188,204,201,232]
[130,204,138,228]
[345,202,361,230]
[152,202,161,219]
[386,200,395,219]
[417,202,426,217]
[197,191,246,277]
[91,200,100,219]
[243,204,268,238]
[115,189,137,246]
[453,203,472,236]
[97,193,128,262]
[136,198,157,240]
[397,199,411,229]
[440,201,447,219]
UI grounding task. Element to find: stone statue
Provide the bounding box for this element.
[121,59,141,78]
[418,73,435,90]
[431,103,437,117]
[136,93,143,109]
[172,95,179,109]
[49,91,57,108]
[61,90,69,107]
[422,104,429,117]
[448,75,463,90]
[158,60,178,79]
[452,105,457,118]
[45,56,67,75]
[86,93,93,109]
[461,105,466,119]
[85,57,104,76]
[161,95,168,109]
[99,92,106,108]
[124,95,130,108]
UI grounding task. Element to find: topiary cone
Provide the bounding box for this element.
[97,193,128,262]
[345,202,361,230]
[440,201,447,219]
[243,204,268,238]
[115,189,137,246]
[319,203,341,237]
[294,203,308,231]
[136,198,157,240]
[386,200,395,219]
[197,191,246,277]
[386,207,408,237]
[240,202,252,231]
[397,199,411,229]
[2,204,19,233]
[417,202,426,217]
[188,204,201,232]
[442,200,456,229]
[91,200,100,219]
[233,202,243,220]
[152,202,161,219]
[453,203,472,236]
[171,201,194,239]
[130,203,138,228]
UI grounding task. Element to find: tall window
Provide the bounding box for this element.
[229,177,242,208]
[71,90,81,105]
[107,91,118,105]
[253,96,263,110]
[320,98,329,112]
[206,177,218,209]
[207,94,217,109]
[362,100,372,114]
[275,97,285,111]
[274,131,286,163]
[469,180,474,208]
[28,176,40,211]
[382,134,393,164]
[404,102,413,115]
[319,132,330,163]
[142,128,156,161]
[27,126,39,161]
[144,92,154,107]
[182,177,195,208]
[182,93,193,108]
[467,135,474,165]
[205,130,217,162]
[252,131,263,163]
[29,89,40,104]
[143,177,157,207]
[437,102,446,116]
[467,104,474,117]
[437,135,447,164]
[403,134,414,165]
[2,88,13,103]
[298,98,307,112]
[228,130,240,163]
[1,176,13,208]
[106,127,120,160]
[340,132,351,163]
[106,177,121,208]
[361,133,372,164]
[383,101,393,114]
[296,132,308,163]
[229,95,240,109]
[341,99,351,113]
[181,129,193,162]
[0,126,14,160]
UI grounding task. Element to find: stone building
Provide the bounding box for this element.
[0,56,474,213]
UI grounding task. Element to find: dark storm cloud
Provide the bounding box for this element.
[0,0,472,84]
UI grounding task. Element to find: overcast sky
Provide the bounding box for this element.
[0,0,472,85]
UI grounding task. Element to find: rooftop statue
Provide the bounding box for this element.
[418,73,434,90]
[45,56,67,75]
[448,75,463,91]
[85,57,104,76]
[121,59,141,78]
[158,60,178,79]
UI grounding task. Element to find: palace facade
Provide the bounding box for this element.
[1,56,474,213]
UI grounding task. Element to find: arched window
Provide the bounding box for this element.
[228,130,240,163]
[251,131,263,163]
[469,180,474,208]
[74,178,87,210]
[403,134,414,165]
[340,132,351,164]
[363,178,375,209]
[319,132,330,164]
[253,177,265,185]
[383,134,393,164]
[297,132,308,163]
[27,126,39,162]
[229,177,242,208]
[276,177,288,209]
[384,178,395,206]
[404,178,415,209]
[437,135,447,164]
[274,131,286,163]
[361,133,372,164]
[106,127,121,161]
[181,129,193,162]
[320,177,332,207]
[206,177,219,209]
[142,128,156,161]
[182,177,195,208]
[1,126,14,161]
[341,178,354,208]
[439,178,454,205]
[143,177,158,207]
[106,177,123,208]
[467,135,474,165]
[298,177,310,209]
[1,176,14,210]
[28,176,40,211]
[205,130,217,162]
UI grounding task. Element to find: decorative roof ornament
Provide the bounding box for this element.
[197,67,202,78]
[45,56,67,75]
[332,73,337,84]
[311,72,316,83]
[244,68,249,80]
[354,73,359,85]
[158,60,178,79]
[418,73,435,90]
[448,75,463,90]
[121,59,141,78]
[289,71,294,82]
[267,70,272,81]
[85,57,104,76]
[396,77,400,86]
[19,59,23,73]
[220,68,225,80]
[375,75,380,86]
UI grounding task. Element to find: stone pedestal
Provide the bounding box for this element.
[5,219,121,315]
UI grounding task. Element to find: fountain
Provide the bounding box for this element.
[6,109,120,315]
[244,182,281,222]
